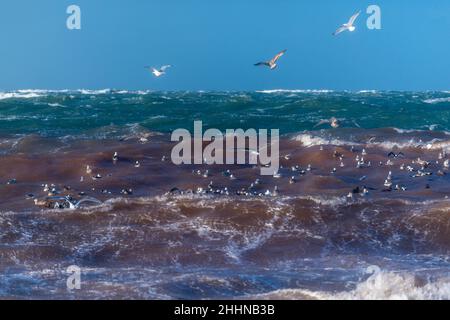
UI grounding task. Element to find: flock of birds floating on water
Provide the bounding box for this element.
[15,142,448,210]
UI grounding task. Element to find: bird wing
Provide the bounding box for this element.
[254,62,270,67]
[160,65,172,71]
[144,66,158,73]
[348,11,361,25]
[271,49,287,64]
[333,25,348,36]
[314,119,330,127]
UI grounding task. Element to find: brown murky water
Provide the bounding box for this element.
[1,133,449,299]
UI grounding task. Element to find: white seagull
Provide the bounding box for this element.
[314,117,340,128]
[254,49,287,70]
[146,65,172,77]
[333,11,361,36]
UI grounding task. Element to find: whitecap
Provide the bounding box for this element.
[0,92,44,100]
[248,269,450,300]
[256,89,334,94]
[423,98,450,104]
[78,89,111,95]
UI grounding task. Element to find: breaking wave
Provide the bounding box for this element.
[249,268,450,300]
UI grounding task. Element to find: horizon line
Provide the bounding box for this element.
[1,88,449,93]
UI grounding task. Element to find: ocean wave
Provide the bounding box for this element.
[78,89,112,95]
[357,90,378,94]
[0,92,44,100]
[2,89,154,96]
[423,97,450,104]
[115,90,152,95]
[392,127,448,134]
[294,132,450,150]
[251,268,450,300]
[16,89,71,94]
[256,89,334,94]
[294,133,357,147]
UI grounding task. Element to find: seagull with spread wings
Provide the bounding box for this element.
[333,11,361,36]
[145,65,172,77]
[314,117,341,129]
[254,49,287,70]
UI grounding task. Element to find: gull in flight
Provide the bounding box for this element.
[314,117,340,128]
[146,65,172,77]
[333,11,361,36]
[254,49,287,70]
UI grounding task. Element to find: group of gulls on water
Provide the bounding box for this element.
[145,11,362,78]
[165,144,450,200]
[24,139,450,209]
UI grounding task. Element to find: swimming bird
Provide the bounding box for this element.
[34,196,102,209]
[273,171,282,179]
[333,11,361,36]
[388,152,405,158]
[146,65,172,77]
[254,50,287,70]
[384,171,393,188]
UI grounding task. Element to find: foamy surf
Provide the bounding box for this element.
[0,92,44,100]
[256,89,334,94]
[423,97,450,104]
[248,269,450,300]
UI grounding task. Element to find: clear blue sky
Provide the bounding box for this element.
[0,0,448,91]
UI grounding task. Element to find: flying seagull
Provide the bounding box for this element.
[145,65,172,77]
[254,50,287,70]
[333,11,361,36]
[314,117,340,128]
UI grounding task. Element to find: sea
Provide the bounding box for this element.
[0,89,449,299]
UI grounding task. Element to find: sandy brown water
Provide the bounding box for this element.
[0,133,449,299]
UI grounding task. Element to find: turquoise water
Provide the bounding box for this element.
[1,90,450,138]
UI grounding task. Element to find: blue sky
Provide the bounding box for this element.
[0,0,449,91]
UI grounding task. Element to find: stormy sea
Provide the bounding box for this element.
[0,89,449,299]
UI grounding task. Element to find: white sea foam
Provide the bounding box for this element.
[2,89,154,97]
[423,97,450,104]
[250,269,450,300]
[301,195,349,207]
[48,103,66,108]
[78,89,111,95]
[357,90,378,94]
[116,90,152,95]
[256,89,334,94]
[0,92,44,100]
[294,133,450,150]
[294,134,359,147]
